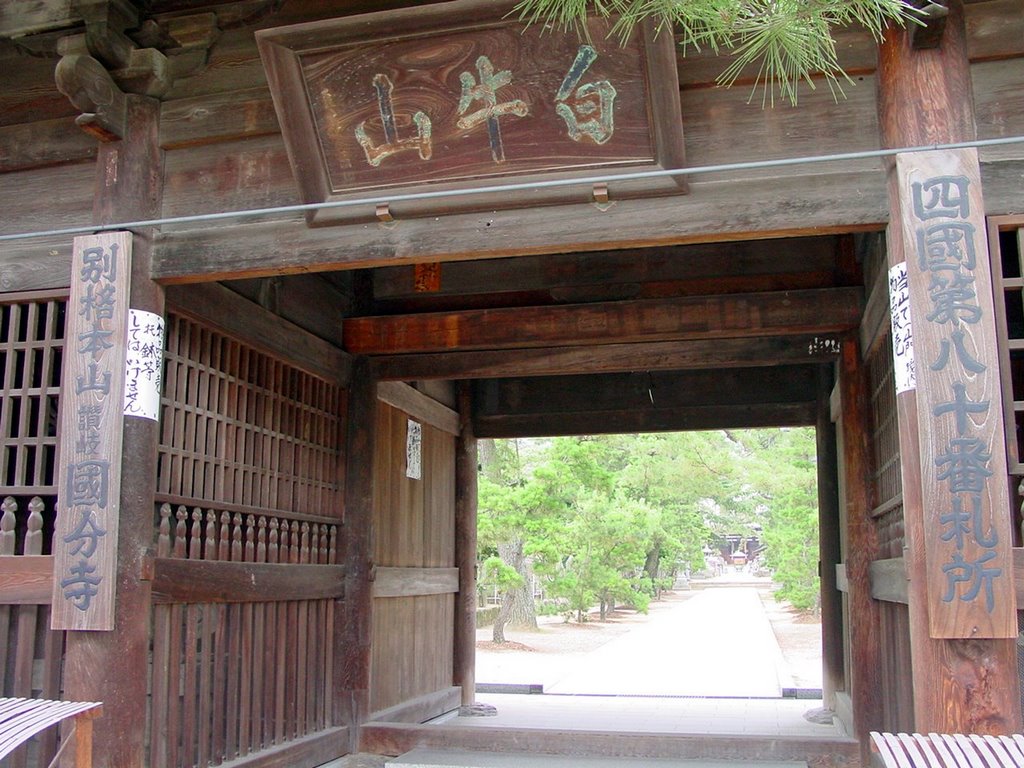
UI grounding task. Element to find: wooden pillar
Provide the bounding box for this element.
[839,337,883,748]
[878,0,1022,734]
[453,381,478,707]
[816,366,844,709]
[337,356,376,749]
[61,95,164,768]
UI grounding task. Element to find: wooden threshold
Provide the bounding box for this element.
[358,722,860,768]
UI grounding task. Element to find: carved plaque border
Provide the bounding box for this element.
[257,0,686,225]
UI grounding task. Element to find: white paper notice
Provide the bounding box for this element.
[406,419,422,480]
[124,309,165,421]
[888,261,916,394]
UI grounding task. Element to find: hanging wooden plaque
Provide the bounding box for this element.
[257,0,686,224]
[894,148,1016,638]
[51,232,132,631]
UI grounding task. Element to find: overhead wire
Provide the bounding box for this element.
[0,135,1023,243]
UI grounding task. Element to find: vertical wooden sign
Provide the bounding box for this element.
[51,232,132,631]
[894,149,1016,638]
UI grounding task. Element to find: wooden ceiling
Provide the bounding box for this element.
[344,234,862,436]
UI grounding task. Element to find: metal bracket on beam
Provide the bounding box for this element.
[375,203,395,225]
[592,182,613,211]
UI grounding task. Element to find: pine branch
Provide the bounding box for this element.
[513,0,921,106]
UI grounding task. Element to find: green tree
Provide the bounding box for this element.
[732,428,820,610]
[478,438,561,641]
[514,0,918,105]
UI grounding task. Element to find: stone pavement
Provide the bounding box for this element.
[478,578,800,698]
[451,579,842,740]
[546,585,790,697]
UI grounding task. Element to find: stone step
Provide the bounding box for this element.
[389,748,808,768]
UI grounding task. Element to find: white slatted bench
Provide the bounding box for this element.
[0,698,102,768]
[870,731,1024,768]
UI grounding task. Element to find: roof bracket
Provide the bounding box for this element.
[592,182,613,211]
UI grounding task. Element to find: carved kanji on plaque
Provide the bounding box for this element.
[257,0,685,224]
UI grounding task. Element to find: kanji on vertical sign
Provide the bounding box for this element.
[894,149,1016,638]
[51,232,132,631]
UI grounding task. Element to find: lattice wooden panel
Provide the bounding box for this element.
[0,296,65,495]
[868,331,904,556]
[989,219,1024,543]
[157,314,345,516]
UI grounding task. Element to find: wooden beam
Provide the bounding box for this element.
[147,559,345,603]
[366,687,461,725]
[372,334,843,381]
[0,555,54,604]
[453,381,477,708]
[476,367,820,415]
[345,288,863,355]
[337,357,376,744]
[878,0,1021,735]
[376,382,459,435]
[816,366,844,710]
[371,567,458,598]
[166,281,352,386]
[0,117,96,172]
[159,86,280,149]
[472,367,821,435]
[474,402,817,438]
[869,558,909,604]
[212,726,347,768]
[61,94,163,768]
[357,722,861,767]
[858,260,891,360]
[151,171,890,284]
[838,336,883,747]
[371,237,841,304]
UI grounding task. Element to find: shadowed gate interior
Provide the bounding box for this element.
[5,225,1024,766]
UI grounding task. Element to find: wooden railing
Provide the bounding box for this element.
[147,500,346,768]
[0,496,66,768]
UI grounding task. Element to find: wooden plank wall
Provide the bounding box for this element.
[1,3,1022,289]
[149,311,349,768]
[864,263,914,733]
[0,293,67,768]
[370,390,457,719]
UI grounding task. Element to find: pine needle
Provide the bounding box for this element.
[513,0,919,106]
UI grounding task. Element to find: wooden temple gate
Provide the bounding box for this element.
[1,1,1024,768]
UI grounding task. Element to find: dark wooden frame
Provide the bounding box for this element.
[256,0,685,225]
[987,214,1024,475]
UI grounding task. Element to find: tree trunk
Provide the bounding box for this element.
[492,590,514,643]
[644,548,661,596]
[498,539,537,630]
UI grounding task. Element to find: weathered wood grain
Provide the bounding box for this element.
[372,236,842,306]
[358,722,861,767]
[0,117,96,172]
[371,334,843,381]
[366,686,460,725]
[895,149,1015,639]
[165,281,351,385]
[839,337,883,747]
[345,288,863,354]
[869,558,909,604]
[0,555,53,604]
[878,4,1021,733]
[160,86,280,149]
[371,567,458,598]
[148,559,344,603]
[377,382,459,435]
